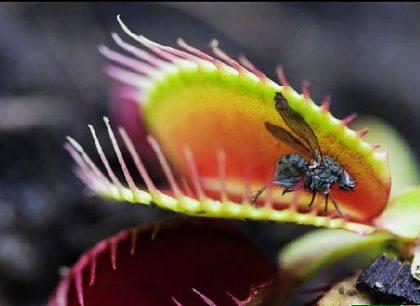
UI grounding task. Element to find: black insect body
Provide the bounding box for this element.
[252,92,355,216]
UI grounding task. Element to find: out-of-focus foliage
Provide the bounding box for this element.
[278,230,396,283]
[316,275,372,306]
[375,187,420,239]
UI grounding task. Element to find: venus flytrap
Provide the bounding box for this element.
[67,16,391,229]
[53,16,420,305]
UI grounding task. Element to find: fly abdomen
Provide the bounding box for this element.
[274,153,308,189]
[275,153,307,178]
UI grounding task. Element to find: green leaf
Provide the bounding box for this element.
[374,187,420,240]
[278,229,396,282]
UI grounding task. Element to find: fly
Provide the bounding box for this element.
[251,92,355,216]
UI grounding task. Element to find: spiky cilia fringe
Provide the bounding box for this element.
[65,116,375,235]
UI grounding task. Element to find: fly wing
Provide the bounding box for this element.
[264,122,311,157]
[274,92,323,163]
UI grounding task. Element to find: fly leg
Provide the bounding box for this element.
[251,185,269,205]
[330,192,344,218]
[282,187,294,195]
[324,193,329,213]
[308,191,316,208]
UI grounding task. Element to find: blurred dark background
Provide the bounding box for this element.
[0,3,420,305]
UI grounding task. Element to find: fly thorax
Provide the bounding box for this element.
[305,156,343,193]
[308,160,318,170]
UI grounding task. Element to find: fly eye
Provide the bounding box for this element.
[339,171,355,191]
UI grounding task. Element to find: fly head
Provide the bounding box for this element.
[338,170,356,191]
